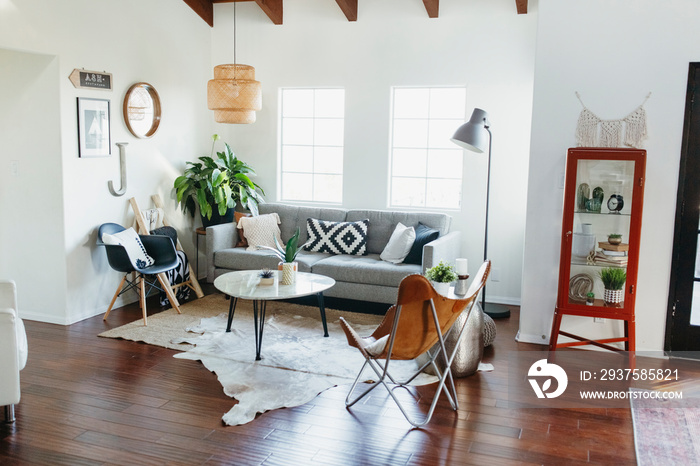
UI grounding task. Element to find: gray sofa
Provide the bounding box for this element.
[206,203,461,304]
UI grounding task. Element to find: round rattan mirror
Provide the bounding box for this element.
[123,82,161,138]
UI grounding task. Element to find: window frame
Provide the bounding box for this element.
[278,87,345,205]
[387,85,467,211]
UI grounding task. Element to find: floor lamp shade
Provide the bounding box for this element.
[450,108,490,152]
[207,64,262,124]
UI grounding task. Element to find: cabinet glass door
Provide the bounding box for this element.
[568,159,636,307]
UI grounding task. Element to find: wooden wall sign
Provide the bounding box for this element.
[69,69,112,91]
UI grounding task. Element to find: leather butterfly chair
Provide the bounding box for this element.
[339,260,490,428]
[97,223,182,325]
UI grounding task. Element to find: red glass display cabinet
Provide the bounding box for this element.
[549,148,646,356]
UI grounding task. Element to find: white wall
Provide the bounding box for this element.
[0,49,67,320]
[0,0,213,323]
[210,0,538,304]
[520,0,699,350]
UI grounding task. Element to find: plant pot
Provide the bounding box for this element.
[608,236,622,245]
[604,288,624,305]
[201,207,234,228]
[258,277,274,286]
[278,261,298,285]
[430,281,452,296]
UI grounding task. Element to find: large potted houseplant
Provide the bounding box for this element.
[258,227,308,285]
[174,134,265,227]
[425,260,458,296]
[599,267,626,305]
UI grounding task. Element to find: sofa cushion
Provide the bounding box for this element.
[345,210,451,254]
[305,218,369,256]
[214,248,330,273]
[380,222,415,264]
[404,223,440,265]
[238,213,282,251]
[259,203,347,244]
[312,254,421,288]
[234,211,251,247]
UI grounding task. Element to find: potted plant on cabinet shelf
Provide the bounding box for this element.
[599,267,626,305]
[607,233,623,245]
[258,227,309,285]
[425,260,458,296]
[174,134,265,227]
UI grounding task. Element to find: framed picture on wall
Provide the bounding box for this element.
[77,97,111,157]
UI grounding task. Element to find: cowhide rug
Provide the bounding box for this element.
[99,294,438,425]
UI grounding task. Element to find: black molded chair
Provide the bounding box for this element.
[97,223,182,325]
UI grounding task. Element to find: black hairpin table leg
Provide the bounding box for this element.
[226,297,238,332]
[317,292,329,337]
[252,300,267,360]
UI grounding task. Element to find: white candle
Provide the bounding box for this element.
[455,258,468,276]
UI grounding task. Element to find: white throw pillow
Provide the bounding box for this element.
[365,335,389,357]
[238,213,283,251]
[380,222,416,264]
[102,227,155,269]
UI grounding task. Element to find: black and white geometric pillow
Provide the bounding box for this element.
[305,218,369,256]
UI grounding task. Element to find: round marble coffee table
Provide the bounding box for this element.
[214,270,335,360]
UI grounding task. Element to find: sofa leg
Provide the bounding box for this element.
[3,405,15,423]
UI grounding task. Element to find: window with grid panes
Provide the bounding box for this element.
[279,88,344,203]
[389,87,466,209]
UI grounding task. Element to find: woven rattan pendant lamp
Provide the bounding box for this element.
[207,3,262,124]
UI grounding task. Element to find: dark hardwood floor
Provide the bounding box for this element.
[0,292,638,465]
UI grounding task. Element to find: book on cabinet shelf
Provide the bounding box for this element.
[593,251,628,266]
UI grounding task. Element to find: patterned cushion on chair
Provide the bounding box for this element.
[304,218,369,256]
[102,227,155,269]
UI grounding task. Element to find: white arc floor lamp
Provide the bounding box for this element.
[451,108,510,319]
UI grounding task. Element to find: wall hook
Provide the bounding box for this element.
[108,142,128,196]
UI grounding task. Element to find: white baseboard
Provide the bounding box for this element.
[487,295,521,306]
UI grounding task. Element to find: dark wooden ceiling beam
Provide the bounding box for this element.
[423,0,438,18]
[184,0,214,27]
[186,0,528,26]
[209,0,283,25]
[254,0,283,24]
[336,0,358,21]
[516,0,528,14]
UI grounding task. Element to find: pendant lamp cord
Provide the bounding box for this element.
[233,2,237,79]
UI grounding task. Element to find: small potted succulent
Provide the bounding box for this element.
[258,227,309,285]
[599,267,626,305]
[608,234,623,245]
[258,268,275,286]
[425,260,459,295]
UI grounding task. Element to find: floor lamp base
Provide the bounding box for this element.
[483,302,510,319]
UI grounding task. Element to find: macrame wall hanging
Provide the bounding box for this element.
[575,92,651,149]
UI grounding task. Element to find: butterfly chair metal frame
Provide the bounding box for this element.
[97,223,182,326]
[340,260,490,428]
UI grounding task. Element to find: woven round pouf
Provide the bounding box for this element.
[483,312,497,347]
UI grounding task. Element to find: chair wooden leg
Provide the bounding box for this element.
[104,274,128,321]
[158,272,182,314]
[139,275,148,326]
